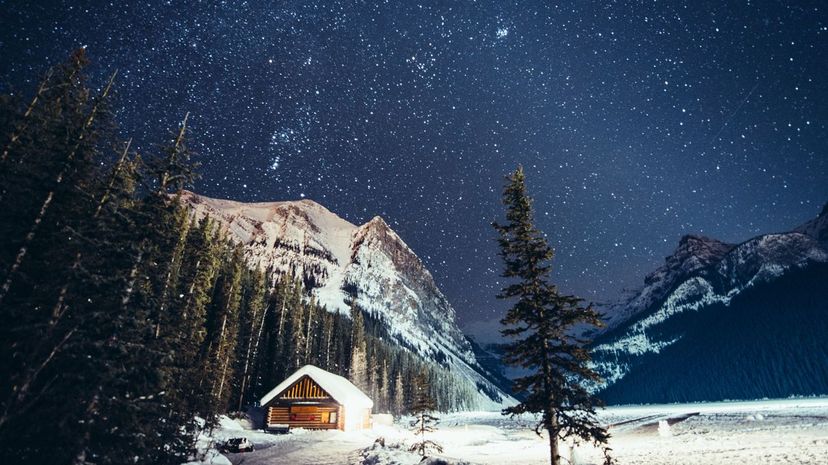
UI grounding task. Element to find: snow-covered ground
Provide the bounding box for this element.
[196,398,828,465]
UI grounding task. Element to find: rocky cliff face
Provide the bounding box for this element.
[591,204,828,403]
[180,191,511,409]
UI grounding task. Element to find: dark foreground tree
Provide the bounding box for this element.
[493,166,613,465]
[408,371,442,461]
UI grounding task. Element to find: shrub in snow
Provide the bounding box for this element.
[420,458,473,465]
[357,439,412,465]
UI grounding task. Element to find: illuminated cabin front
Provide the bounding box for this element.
[259,365,373,432]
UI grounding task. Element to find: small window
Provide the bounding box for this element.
[329,412,337,424]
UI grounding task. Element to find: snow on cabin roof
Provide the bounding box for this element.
[260,365,373,409]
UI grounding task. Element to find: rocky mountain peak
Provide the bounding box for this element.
[794,201,828,243]
[179,191,512,409]
[664,235,735,278]
[366,215,388,227]
[354,215,393,241]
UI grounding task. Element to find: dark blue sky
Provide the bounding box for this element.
[1,1,825,339]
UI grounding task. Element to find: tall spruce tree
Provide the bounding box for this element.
[0,50,120,464]
[493,166,613,465]
[130,115,204,464]
[408,370,442,460]
[349,302,368,391]
[232,267,267,411]
[393,370,405,416]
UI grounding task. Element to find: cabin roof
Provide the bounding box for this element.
[260,364,373,409]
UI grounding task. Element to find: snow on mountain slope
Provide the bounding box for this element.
[180,191,357,312]
[600,235,735,332]
[591,204,828,396]
[180,191,513,409]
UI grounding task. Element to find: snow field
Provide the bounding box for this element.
[199,398,828,465]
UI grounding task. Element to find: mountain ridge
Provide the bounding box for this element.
[179,190,513,410]
[591,204,828,403]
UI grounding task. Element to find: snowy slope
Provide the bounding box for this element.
[180,191,513,410]
[590,204,828,402]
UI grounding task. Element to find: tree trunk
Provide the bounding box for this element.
[237,299,266,410]
[0,68,54,163]
[304,304,314,362]
[547,420,560,465]
[155,218,190,339]
[152,113,190,338]
[210,270,235,401]
[93,138,131,217]
[158,113,188,191]
[0,326,76,431]
[121,247,144,307]
[216,349,230,404]
[183,258,202,314]
[324,318,333,366]
[275,296,287,339]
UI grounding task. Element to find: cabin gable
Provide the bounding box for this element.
[277,375,333,402]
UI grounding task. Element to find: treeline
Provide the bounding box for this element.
[0,51,481,465]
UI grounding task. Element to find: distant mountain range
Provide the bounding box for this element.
[591,204,828,404]
[180,191,513,409]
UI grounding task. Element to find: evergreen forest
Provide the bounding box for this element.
[0,50,479,465]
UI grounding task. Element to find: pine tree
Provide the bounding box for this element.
[321,311,335,370]
[349,302,368,391]
[287,281,306,372]
[232,267,267,411]
[209,245,244,413]
[493,166,613,465]
[0,49,115,307]
[393,370,405,417]
[128,115,203,464]
[408,371,442,460]
[0,51,121,464]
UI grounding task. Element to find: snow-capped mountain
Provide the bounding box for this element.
[592,204,828,404]
[599,234,736,332]
[179,191,512,409]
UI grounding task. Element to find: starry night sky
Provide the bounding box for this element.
[2,1,826,341]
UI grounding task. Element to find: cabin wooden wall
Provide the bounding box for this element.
[267,405,340,430]
[267,406,289,426]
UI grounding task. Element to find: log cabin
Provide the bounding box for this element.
[260,364,373,432]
